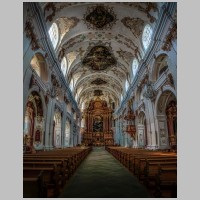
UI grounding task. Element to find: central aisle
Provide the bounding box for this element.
[59,147,151,198]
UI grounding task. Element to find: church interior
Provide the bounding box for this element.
[23,2,177,198]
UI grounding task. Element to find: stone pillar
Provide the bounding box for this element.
[70,120,74,147]
[44,97,54,150]
[48,100,56,150]
[61,107,67,148]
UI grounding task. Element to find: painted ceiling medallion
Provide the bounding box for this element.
[121,17,144,38]
[94,90,103,96]
[84,5,117,29]
[91,78,107,85]
[82,46,116,71]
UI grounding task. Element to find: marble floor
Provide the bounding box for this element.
[59,147,151,198]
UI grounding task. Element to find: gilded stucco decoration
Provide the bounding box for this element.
[62,33,141,60]
[56,17,80,40]
[83,5,117,30]
[116,48,134,65]
[24,10,40,51]
[58,47,66,61]
[162,22,177,51]
[66,51,77,67]
[121,17,144,38]
[28,92,43,116]
[94,90,103,96]
[82,45,117,71]
[143,81,156,100]
[76,47,85,59]
[135,3,158,23]
[91,78,107,85]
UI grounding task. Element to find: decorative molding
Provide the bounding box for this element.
[137,73,149,89]
[135,3,157,23]
[116,48,134,65]
[44,3,56,22]
[58,48,66,62]
[24,20,40,51]
[83,5,117,30]
[121,17,144,38]
[64,95,69,104]
[162,22,177,51]
[66,51,77,67]
[51,74,60,88]
[143,81,156,101]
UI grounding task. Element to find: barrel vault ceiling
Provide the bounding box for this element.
[39,2,162,110]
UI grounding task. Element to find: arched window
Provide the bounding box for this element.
[121,94,123,102]
[125,80,129,92]
[142,24,153,50]
[48,23,59,49]
[61,57,67,76]
[132,59,138,77]
[75,93,78,102]
[70,78,74,92]
[81,102,85,110]
[30,53,48,82]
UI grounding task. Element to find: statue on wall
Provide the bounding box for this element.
[93,115,103,132]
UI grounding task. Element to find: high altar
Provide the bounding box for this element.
[82,97,114,146]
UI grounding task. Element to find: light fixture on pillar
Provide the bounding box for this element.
[124,99,136,140]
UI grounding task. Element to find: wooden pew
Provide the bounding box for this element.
[23,147,92,197]
[143,160,177,187]
[153,166,177,198]
[136,157,177,181]
[23,171,44,198]
[23,160,68,186]
[23,165,61,197]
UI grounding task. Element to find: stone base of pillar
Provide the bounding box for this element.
[146,145,159,150]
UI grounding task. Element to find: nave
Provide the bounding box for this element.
[59,147,150,198]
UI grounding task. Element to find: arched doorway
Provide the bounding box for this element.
[30,53,48,82]
[156,90,177,150]
[53,111,62,148]
[137,111,148,148]
[23,91,44,153]
[166,100,177,151]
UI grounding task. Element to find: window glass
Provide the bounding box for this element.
[48,23,59,49]
[142,24,153,50]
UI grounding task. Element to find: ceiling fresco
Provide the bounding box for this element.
[83,5,117,29]
[40,2,162,110]
[91,78,107,85]
[82,45,117,71]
